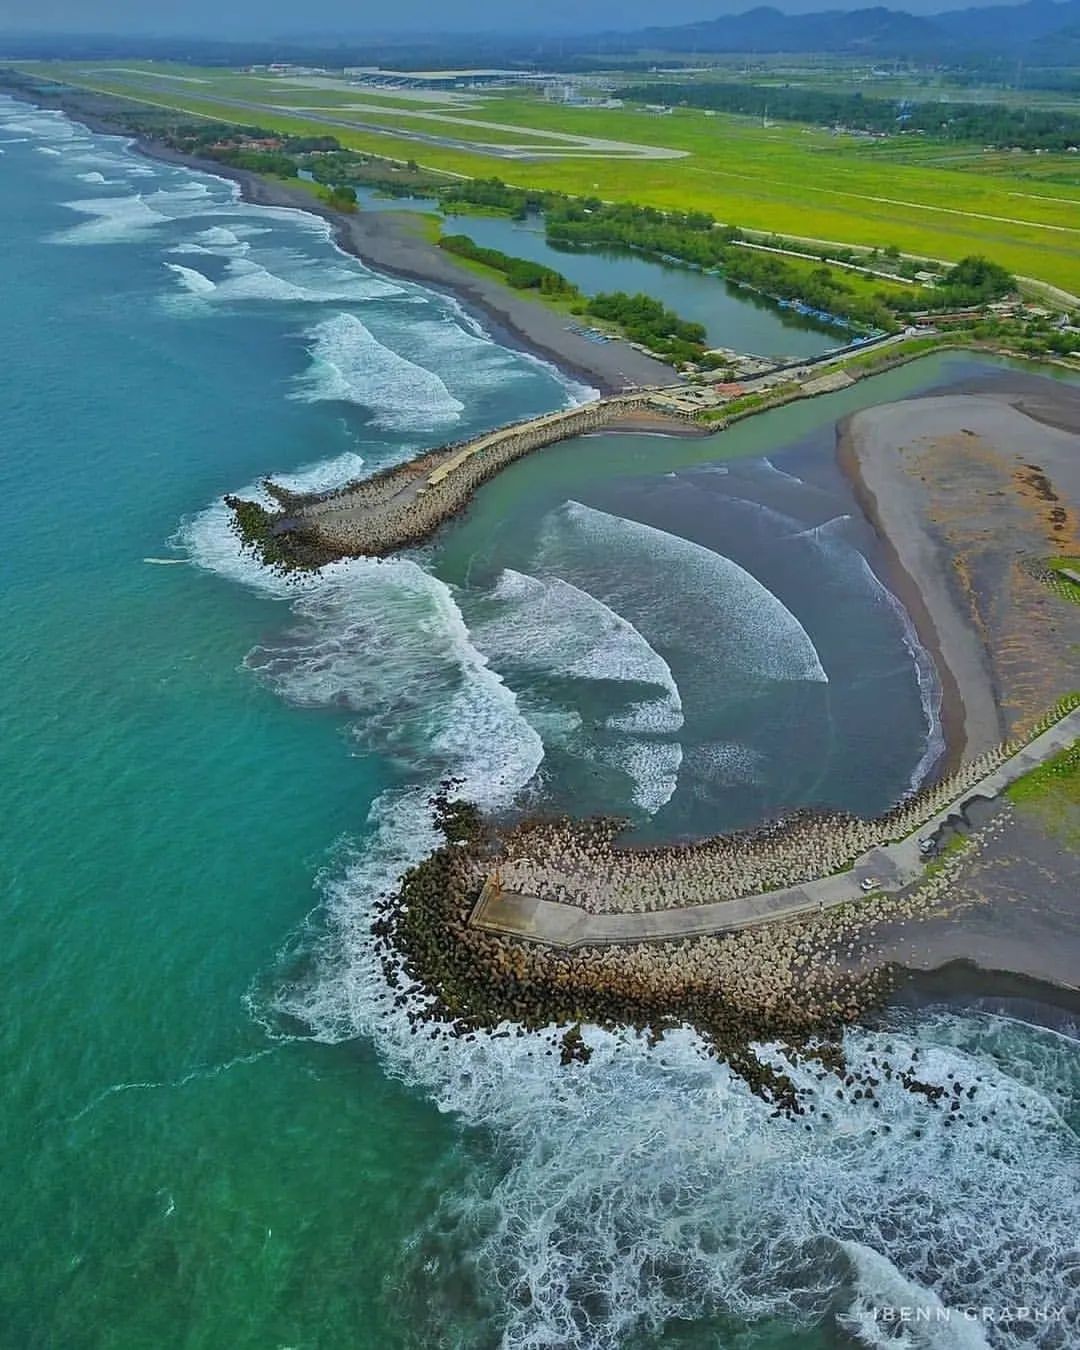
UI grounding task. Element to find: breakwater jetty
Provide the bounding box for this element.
[471,703,1080,949]
[225,331,941,569]
[229,391,699,567]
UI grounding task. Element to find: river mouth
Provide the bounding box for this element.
[427,400,945,843]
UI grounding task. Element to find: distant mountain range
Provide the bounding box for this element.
[2,0,1079,67]
[596,0,1080,58]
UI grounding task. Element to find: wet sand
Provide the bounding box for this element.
[879,801,1080,995]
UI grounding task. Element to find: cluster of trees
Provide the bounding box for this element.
[548,200,736,268]
[615,81,1080,151]
[932,255,1015,305]
[723,252,896,329]
[321,184,358,212]
[439,177,550,219]
[584,291,707,362]
[205,147,297,176]
[439,234,579,296]
[303,150,448,197]
[964,314,1079,358]
[438,235,708,361]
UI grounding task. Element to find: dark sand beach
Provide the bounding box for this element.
[0,77,681,397]
[840,385,1080,759]
[839,376,1080,999]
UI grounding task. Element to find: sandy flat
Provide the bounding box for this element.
[843,390,1080,760]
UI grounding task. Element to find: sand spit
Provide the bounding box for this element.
[841,392,1080,752]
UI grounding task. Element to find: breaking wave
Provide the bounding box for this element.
[471,569,684,813]
[52,193,167,245]
[476,569,683,716]
[176,450,367,596]
[164,262,218,296]
[280,820,1080,1350]
[539,500,828,689]
[164,256,402,307]
[291,312,464,430]
[244,559,544,808]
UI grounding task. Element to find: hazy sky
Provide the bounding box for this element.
[0,0,992,35]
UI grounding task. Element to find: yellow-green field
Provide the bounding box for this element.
[21,62,1080,295]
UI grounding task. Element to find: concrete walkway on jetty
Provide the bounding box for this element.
[286,392,698,556]
[470,708,1080,949]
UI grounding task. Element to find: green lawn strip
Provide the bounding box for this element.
[1046,557,1080,605]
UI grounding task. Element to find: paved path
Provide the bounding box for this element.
[470,709,1080,949]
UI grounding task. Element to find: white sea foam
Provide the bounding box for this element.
[428,298,601,408]
[472,569,684,812]
[171,225,251,257]
[51,193,167,245]
[273,450,366,496]
[165,255,402,308]
[280,840,1080,1350]
[597,739,683,813]
[292,312,464,429]
[76,170,110,184]
[176,451,369,595]
[539,500,828,688]
[34,145,62,157]
[245,558,544,809]
[164,262,218,296]
[480,569,682,705]
[838,1242,991,1349]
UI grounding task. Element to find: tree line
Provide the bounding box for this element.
[615,81,1080,151]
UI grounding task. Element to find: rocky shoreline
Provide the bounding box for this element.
[375,787,1021,1117]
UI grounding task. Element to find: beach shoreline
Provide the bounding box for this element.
[836,406,1006,771]
[0,78,681,397]
[12,79,1080,1011]
[836,421,971,775]
[149,147,684,397]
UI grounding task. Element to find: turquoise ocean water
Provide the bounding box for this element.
[2,98,1078,1350]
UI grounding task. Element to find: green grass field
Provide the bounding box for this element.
[1006,738,1080,845]
[22,62,1080,295]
